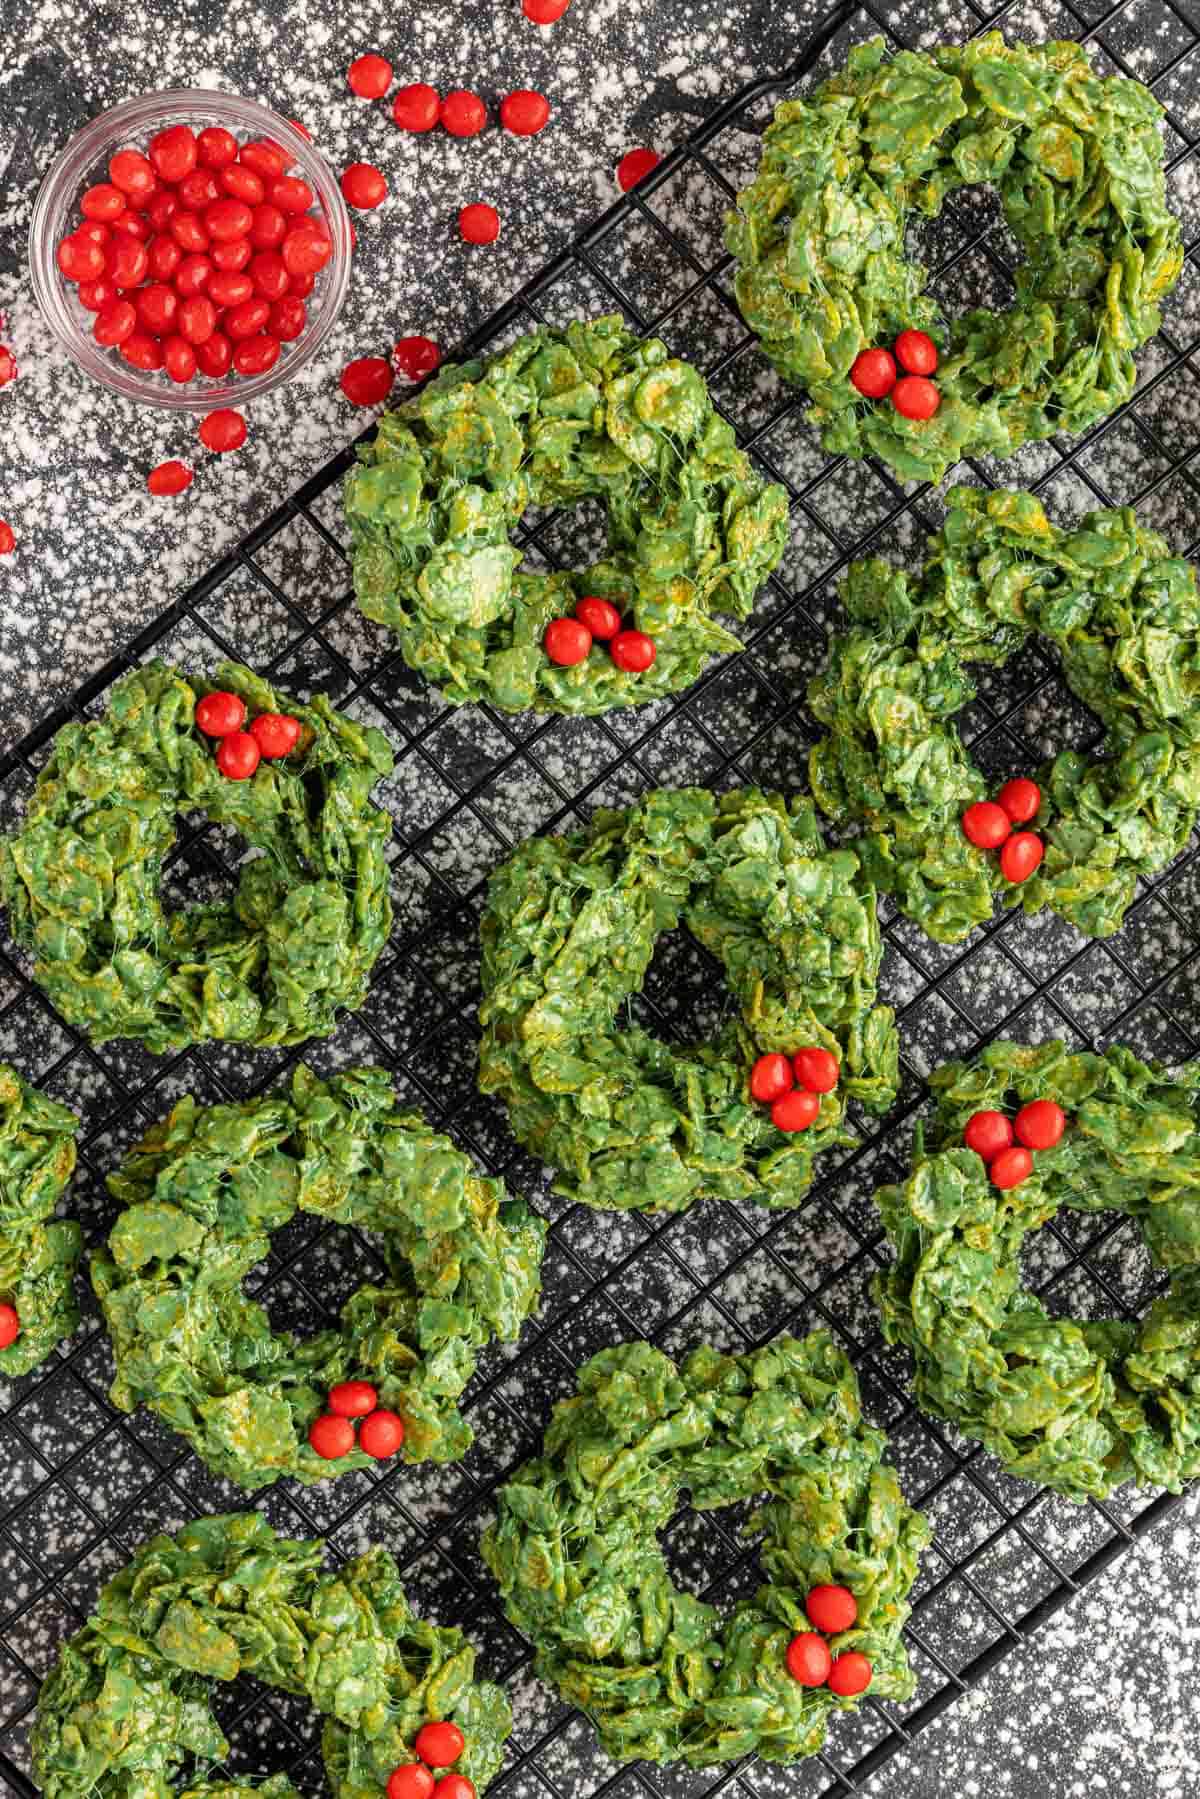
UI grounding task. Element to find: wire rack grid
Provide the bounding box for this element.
[2,0,1200,1794]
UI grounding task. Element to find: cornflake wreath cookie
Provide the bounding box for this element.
[478,786,899,1215]
[0,1064,81,1377]
[809,485,1200,944]
[345,315,789,714]
[727,34,1182,484]
[875,1040,1200,1502]
[0,661,395,1054]
[91,1064,545,1489]
[482,1335,930,1767]
[32,1511,511,1799]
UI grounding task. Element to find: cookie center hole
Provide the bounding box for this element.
[905,187,1018,332]
[629,923,735,1046]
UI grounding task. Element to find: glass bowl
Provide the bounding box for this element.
[28,89,353,411]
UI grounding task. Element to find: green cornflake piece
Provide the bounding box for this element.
[91,1065,545,1489]
[478,787,899,1214]
[0,661,395,1054]
[344,316,788,714]
[32,1511,512,1799]
[874,1040,1200,1501]
[482,1334,930,1766]
[808,485,1200,943]
[727,34,1183,483]
[0,1064,81,1376]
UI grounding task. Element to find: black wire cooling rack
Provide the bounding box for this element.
[3,0,1200,1793]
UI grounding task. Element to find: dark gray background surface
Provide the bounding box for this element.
[1,0,1199,1795]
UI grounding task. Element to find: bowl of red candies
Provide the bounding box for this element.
[29,90,352,410]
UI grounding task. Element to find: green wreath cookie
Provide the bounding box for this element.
[809,485,1200,943]
[478,786,899,1215]
[727,34,1182,483]
[0,661,394,1054]
[482,1334,930,1767]
[91,1064,545,1489]
[345,315,789,714]
[0,1064,81,1377]
[32,1511,511,1799]
[875,1040,1200,1501]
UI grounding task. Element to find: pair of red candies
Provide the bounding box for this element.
[308,1379,406,1460]
[544,595,657,674]
[749,1045,839,1133]
[194,689,301,779]
[961,776,1044,885]
[387,1720,475,1799]
[964,1095,1066,1190]
[849,329,940,421]
[785,1583,872,1696]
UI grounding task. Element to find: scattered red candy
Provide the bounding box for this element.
[340,355,396,406]
[250,711,302,758]
[1000,831,1044,885]
[395,334,442,380]
[771,1088,820,1133]
[750,1052,793,1103]
[0,1303,20,1349]
[1014,1098,1065,1151]
[199,408,247,452]
[328,1378,378,1418]
[441,90,487,137]
[348,52,394,98]
[500,90,551,136]
[793,1047,839,1094]
[459,202,500,244]
[309,1413,356,1459]
[216,731,262,780]
[414,1723,465,1768]
[341,161,388,209]
[617,147,660,190]
[894,329,938,376]
[805,1584,858,1634]
[850,347,896,400]
[785,1632,833,1687]
[963,1109,1013,1163]
[195,690,248,736]
[574,596,621,640]
[892,374,940,421]
[0,522,14,555]
[359,1408,405,1458]
[393,83,441,132]
[523,0,570,16]
[147,459,194,497]
[545,616,592,666]
[961,800,1011,850]
[997,777,1041,825]
[827,1651,872,1697]
[990,1144,1034,1190]
[388,1768,436,1799]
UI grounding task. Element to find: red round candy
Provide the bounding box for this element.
[349,52,394,98]
[0,521,13,555]
[107,234,150,286]
[77,219,113,245]
[545,617,591,666]
[81,182,126,221]
[341,356,395,406]
[248,251,289,300]
[393,83,441,132]
[0,1303,21,1349]
[750,1053,793,1103]
[196,331,233,376]
[268,297,307,342]
[0,349,16,390]
[170,210,210,253]
[136,282,178,332]
[149,124,198,184]
[342,161,388,209]
[771,1088,820,1132]
[120,332,164,371]
[1014,1098,1066,1151]
[147,191,180,230]
[281,223,332,276]
[109,147,156,196]
[359,1408,405,1458]
[610,629,655,673]
[199,408,247,452]
[328,1378,378,1418]
[77,276,118,310]
[205,197,254,242]
[195,690,247,736]
[197,126,239,169]
[93,300,137,347]
[997,777,1041,825]
[232,334,281,376]
[57,233,106,282]
[793,1047,839,1094]
[805,1584,858,1634]
[240,140,289,181]
[175,253,214,296]
[225,296,271,338]
[990,1144,1034,1190]
[394,335,441,380]
[272,176,314,215]
[827,1652,872,1697]
[524,0,571,18]
[785,1632,832,1687]
[179,169,221,209]
[147,235,182,280]
[216,731,261,779]
[309,1413,356,1459]
[574,596,621,640]
[433,1780,475,1799]
[164,335,198,383]
[207,270,254,308]
[894,329,938,376]
[178,295,218,345]
[963,1110,1013,1163]
[440,90,487,137]
[961,800,1011,850]
[250,712,302,759]
[459,203,500,245]
[250,203,287,249]
[1000,831,1044,885]
[849,347,896,399]
[617,147,660,190]
[221,163,266,205]
[892,374,940,421]
[289,269,315,297]
[414,1723,465,1769]
[388,1769,436,1799]
[147,460,194,497]
[500,90,551,136]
